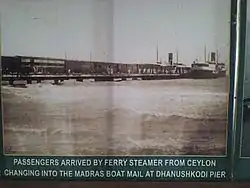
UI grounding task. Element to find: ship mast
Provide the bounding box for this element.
[64,51,67,60]
[176,48,179,64]
[156,43,159,63]
[204,45,207,62]
[216,49,219,64]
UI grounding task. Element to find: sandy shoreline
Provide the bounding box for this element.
[4,114,226,156]
[2,79,228,156]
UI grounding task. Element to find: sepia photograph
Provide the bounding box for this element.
[1,0,231,156]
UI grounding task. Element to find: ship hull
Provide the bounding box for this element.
[182,70,218,79]
[217,71,226,77]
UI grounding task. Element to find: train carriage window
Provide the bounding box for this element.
[21,58,31,63]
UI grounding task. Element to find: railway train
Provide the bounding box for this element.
[1,55,175,75]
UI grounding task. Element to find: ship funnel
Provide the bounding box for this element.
[168,53,173,65]
[211,52,216,62]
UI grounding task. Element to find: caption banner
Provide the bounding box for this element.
[1,157,229,181]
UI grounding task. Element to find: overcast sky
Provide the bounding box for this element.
[0,0,231,65]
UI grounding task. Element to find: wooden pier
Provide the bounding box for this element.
[2,73,185,85]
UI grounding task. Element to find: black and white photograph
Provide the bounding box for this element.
[1,0,231,156]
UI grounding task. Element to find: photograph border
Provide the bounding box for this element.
[0,0,238,182]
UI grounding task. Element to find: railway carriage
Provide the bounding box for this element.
[1,56,33,75]
[1,56,66,75]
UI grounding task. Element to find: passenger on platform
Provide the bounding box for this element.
[68,69,71,75]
